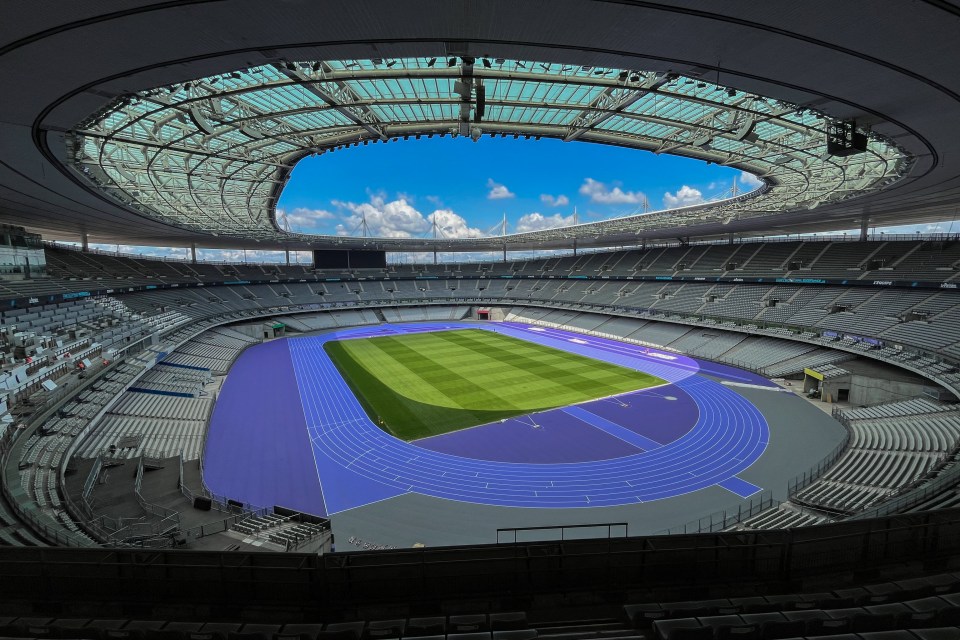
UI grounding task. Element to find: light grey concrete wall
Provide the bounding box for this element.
[823,374,931,406]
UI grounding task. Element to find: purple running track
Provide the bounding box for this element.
[203,339,326,515]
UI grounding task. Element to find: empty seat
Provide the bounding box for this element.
[448,616,488,633]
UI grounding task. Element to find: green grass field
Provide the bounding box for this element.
[323,329,665,440]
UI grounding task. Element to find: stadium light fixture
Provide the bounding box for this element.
[482,58,491,68]
[427,57,437,67]
[447,57,457,67]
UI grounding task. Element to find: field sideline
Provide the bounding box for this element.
[323,328,666,440]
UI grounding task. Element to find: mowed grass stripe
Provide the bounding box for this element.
[367,336,520,411]
[432,330,640,399]
[323,329,665,440]
[325,339,521,438]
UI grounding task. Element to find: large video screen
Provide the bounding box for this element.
[313,249,386,269]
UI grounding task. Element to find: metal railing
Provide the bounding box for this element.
[657,490,776,534]
[496,522,628,544]
[787,430,853,499]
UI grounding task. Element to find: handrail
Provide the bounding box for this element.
[657,490,777,534]
[787,430,853,498]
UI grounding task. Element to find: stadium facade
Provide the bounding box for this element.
[2,0,960,632]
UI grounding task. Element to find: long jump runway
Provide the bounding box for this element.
[203,322,773,517]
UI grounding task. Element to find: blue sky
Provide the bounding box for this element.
[276,137,754,238]
[83,137,958,261]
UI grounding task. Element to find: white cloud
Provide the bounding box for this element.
[487,178,515,200]
[90,243,191,259]
[278,207,335,231]
[429,209,486,239]
[663,185,705,208]
[539,193,570,208]
[514,212,578,233]
[578,178,646,204]
[85,244,313,263]
[332,195,485,239]
[739,171,764,188]
[870,221,959,235]
[334,196,430,238]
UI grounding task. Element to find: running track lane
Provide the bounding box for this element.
[203,339,327,515]
[285,323,768,513]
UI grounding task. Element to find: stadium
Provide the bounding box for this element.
[2,1,960,637]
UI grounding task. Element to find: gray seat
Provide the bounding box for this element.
[364,621,404,640]
[906,597,954,612]
[278,624,325,639]
[448,616,488,633]
[492,631,537,640]
[404,619,445,638]
[488,614,526,632]
[446,633,491,640]
[652,618,701,640]
[912,628,960,640]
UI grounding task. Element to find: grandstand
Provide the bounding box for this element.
[3,0,960,635]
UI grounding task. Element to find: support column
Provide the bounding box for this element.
[81,232,89,251]
[728,232,735,245]
[191,244,197,264]
[860,214,870,241]
[573,238,578,257]
[285,248,290,266]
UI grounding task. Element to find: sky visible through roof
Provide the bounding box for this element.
[84,137,957,262]
[275,137,749,239]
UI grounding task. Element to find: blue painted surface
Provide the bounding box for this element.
[718,476,763,498]
[205,322,770,515]
[415,409,644,463]
[203,340,327,515]
[561,406,663,452]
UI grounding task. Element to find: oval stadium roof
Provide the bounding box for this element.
[68,57,907,249]
[1,1,958,251]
